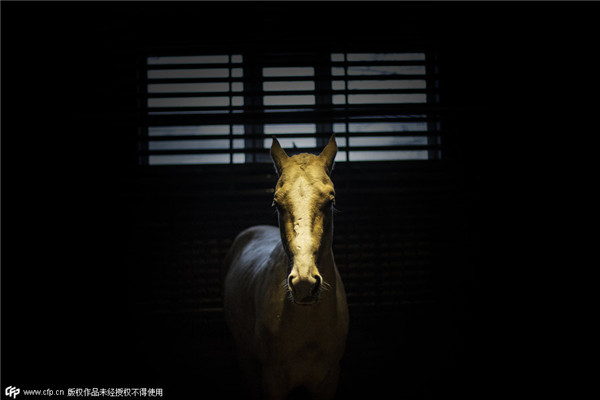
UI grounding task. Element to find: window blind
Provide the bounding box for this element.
[140,50,440,165]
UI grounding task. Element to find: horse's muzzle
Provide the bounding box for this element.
[288,273,322,305]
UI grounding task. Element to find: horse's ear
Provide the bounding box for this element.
[319,134,338,174]
[270,137,289,175]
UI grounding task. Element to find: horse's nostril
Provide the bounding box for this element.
[288,275,295,292]
[312,275,322,295]
[314,275,322,286]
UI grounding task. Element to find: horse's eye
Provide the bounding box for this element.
[329,191,336,205]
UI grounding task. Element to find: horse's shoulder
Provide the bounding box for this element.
[239,225,279,238]
[227,224,277,257]
[225,225,284,283]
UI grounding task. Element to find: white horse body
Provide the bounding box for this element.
[224,137,349,399]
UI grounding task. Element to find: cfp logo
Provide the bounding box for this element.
[4,387,20,399]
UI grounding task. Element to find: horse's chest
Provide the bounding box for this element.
[258,308,341,364]
[257,316,337,386]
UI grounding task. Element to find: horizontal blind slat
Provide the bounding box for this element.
[146,88,429,98]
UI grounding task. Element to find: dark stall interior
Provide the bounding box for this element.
[2,2,593,399]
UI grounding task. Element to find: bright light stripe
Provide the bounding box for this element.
[148,97,230,108]
[349,136,428,147]
[148,82,230,93]
[346,65,426,76]
[264,124,316,134]
[263,67,315,77]
[347,80,427,90]
[263,81,315,91]
[347,93,427,104]
[149,139,245,150]
[346,53,425,62]
[349,150,428,161]
[149,140,230,150]
[263,95,315,106]
[348,122,428,132]
[149,125,231,136]
[262,137,316,149]
[148,69,230,79]
[149,154,232,165]
[147,55,230,65]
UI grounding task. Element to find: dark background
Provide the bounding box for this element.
[2,2,594,398]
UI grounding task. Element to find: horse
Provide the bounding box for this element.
[223,135,349,400]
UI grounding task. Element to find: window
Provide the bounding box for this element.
[140,51,440,165]
[143,55,246,165]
